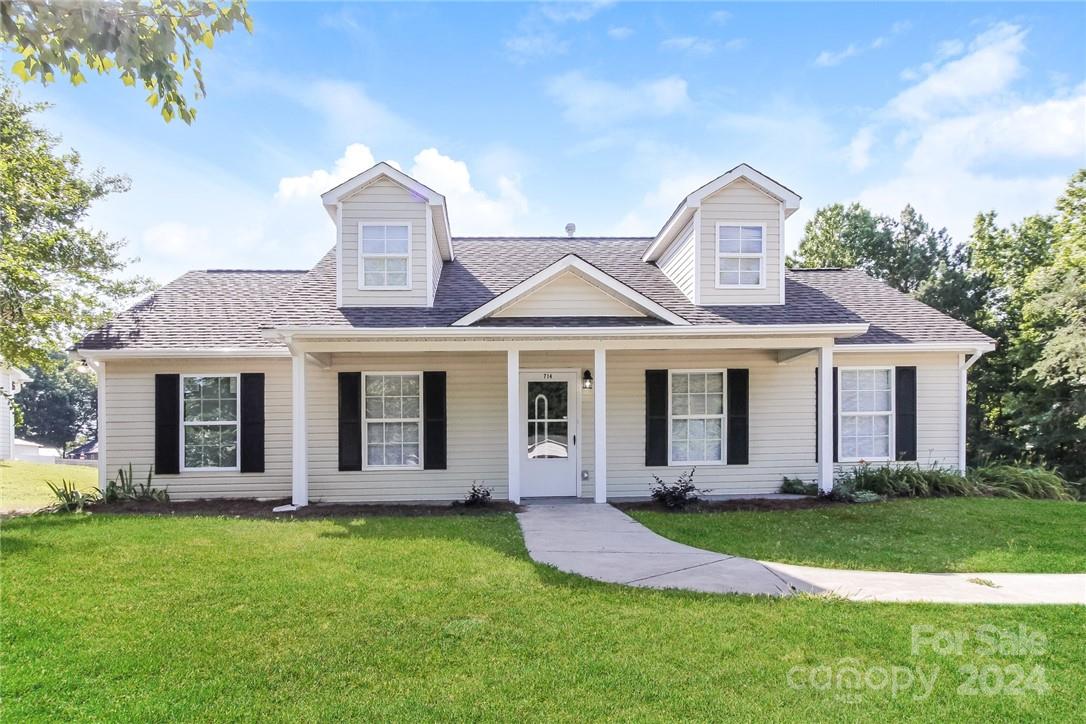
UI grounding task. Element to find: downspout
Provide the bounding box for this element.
[958,349,987,473]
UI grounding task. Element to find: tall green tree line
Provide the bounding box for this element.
[793,172,1086,481]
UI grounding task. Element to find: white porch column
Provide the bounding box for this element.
[507,349,521,503]
[817,344,834,493]
[594,348,607,503]
[93,360,107,494]
[291,350,309,507]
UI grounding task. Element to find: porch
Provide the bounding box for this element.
[283,332,842,506]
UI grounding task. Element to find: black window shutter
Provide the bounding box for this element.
[814,368,819,463]
[895,366,918,461]
[239,373,265,473]
[155,374,180,475]
[338,372,362,471]
[832,367,839,463]
[645,370,668,466]
[726,369,749,465]
[423,371,447,470]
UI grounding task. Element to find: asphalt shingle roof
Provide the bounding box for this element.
[78,238,993,351]
[78,270,307,351]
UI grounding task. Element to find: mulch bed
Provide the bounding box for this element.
[614,497,833,514]
[79,498,519,519]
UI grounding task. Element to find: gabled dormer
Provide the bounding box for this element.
[322,163,454,308]
[643,164,801,306]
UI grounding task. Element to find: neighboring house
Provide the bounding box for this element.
[13,438,61,463]
[1,365,32,461]
[75,163,994,506]
[65,438,99,460]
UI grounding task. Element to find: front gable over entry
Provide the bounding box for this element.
[453,255,690,326]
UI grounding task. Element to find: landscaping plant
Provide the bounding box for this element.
[650,468,706,509]
[44,480,100,513]
[459,482,493,507]
[105,464,169,503]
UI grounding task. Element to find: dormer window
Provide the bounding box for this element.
[717,224,765,288]
[360,223,411,289]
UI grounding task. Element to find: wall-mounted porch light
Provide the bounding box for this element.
[582,369,594,390]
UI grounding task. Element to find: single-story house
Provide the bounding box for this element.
[75,163,994,506]
[13,438,61,463]
[1,365,31,461]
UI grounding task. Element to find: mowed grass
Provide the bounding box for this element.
[0,460,98,513]
[630,498,1086,573]
[3,513,1084,721]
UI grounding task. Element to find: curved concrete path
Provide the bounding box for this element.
[517,502,1086,604]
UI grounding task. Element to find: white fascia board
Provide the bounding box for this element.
[75,347,291,360]
[643,163,802,263]
[833,342,996,354]
[451,255,690,327]
[271,322,870,339]
[321,162,444,207]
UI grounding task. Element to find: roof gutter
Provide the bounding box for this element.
[74,347,291,361]
[263,322,871,340]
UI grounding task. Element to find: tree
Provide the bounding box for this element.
[793,203,954,294]
[1,83,151,370]
[14,354,97,451]
[1,0,252,124]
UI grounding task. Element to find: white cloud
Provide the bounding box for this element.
[722,38,748,52]
[607,26,633,40]
[504,31,569,61]
[275,143,378,201]
[613,171,711,236]
[847,127,875,172]
[887,23,1026,121]
[409,148,529,235]
[661,36,718,56]
[815,44,861,67]
[855,21,1084,243]
[900,39,965,81]
[815,22,909,67]
[546,72,690,127]
[710,10,731,25]
[539,0,614,23]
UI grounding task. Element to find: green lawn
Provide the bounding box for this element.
[3,512,1083,720]
[629,498,1086,573]
[0,460,98,513]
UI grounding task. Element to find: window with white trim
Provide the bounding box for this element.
[669,371,725,464]
[717,224,764,287]
[839,368,894,461]
[182,375,239,470]
[364,373,422,467]
[360,223,410,289]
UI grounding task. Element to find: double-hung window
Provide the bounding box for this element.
[364,373,422,468]
[182,375,239,470]
[717,224,764,287]
[360,223,410,289]
[838,368,894,461]
[669,371,726,464]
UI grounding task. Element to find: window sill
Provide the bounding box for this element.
[361,465,423,471]
[715,283,767,290]
[180,467,241,473]
[837,457,894,464]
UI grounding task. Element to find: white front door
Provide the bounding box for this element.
[520,371,578,497]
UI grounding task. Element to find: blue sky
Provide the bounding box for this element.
[9,1,1086,282]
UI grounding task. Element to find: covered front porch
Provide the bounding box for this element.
[282,328,849,507]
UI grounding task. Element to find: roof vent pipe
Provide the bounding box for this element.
[565,223,576,237]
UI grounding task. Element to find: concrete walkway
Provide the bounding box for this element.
[517,502,1086,604]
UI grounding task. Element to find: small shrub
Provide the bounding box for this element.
[460,482,493,507]
[968,465,1074,501]
[45,480,100,513]
[105,464,169,503]
[780,476,817,496]
[650,468,706,509]
[835,464,974,499]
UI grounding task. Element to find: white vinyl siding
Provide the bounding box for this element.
[97,350,962,503]
[659,219,696,301]
[698,178,782,305]
[340,177,428,307]
[101,358,293,499]
[492,272,645,318]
